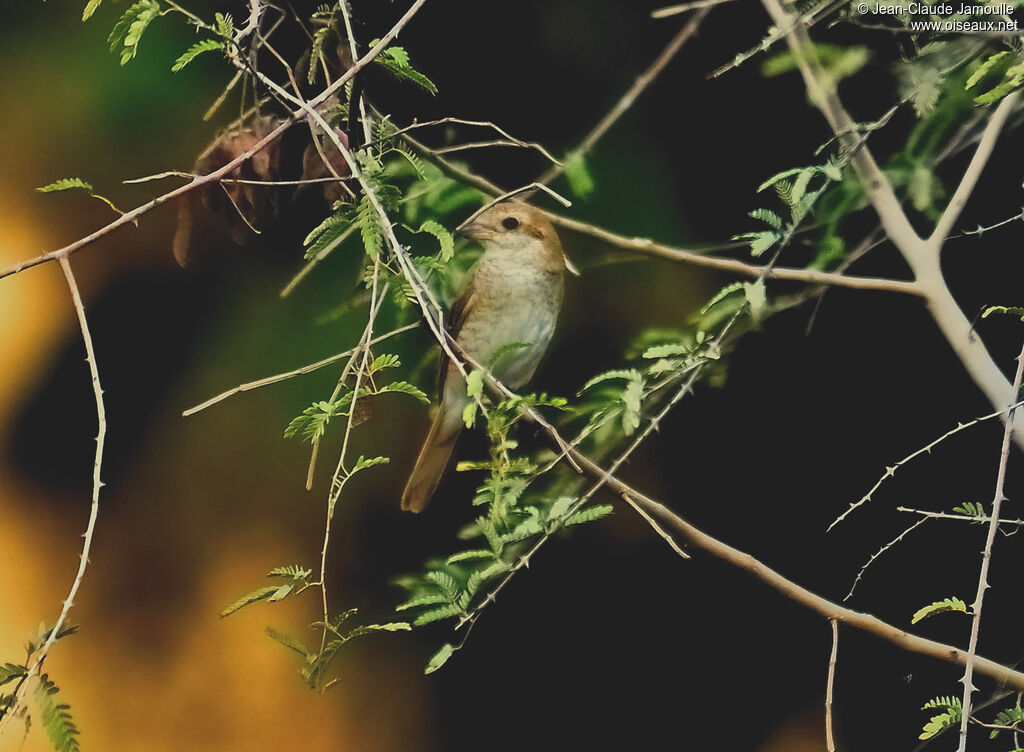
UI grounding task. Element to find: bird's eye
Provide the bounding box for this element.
[502,216,520,231]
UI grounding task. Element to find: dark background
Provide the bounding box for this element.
[3,1,1024,750]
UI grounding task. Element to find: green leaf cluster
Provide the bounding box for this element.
[108,1,161,66]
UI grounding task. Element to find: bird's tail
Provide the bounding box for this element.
[401,409,462,513]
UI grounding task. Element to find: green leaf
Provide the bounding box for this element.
[565,504,614,526]
[37,178,93,194]
[744,279,768,324]
[413,605,463,626]
[564,151,596,199]
[376,381,430,404]
[356,194,383,259]
[898,60,945,118]
[700,282,746,315]
[220,586,279,617]
[172,39,225,72]
[425,643,456,674]
[911,596,969,625]
[214,12,234,39]
[82,0,103,21]
[370,353,401,372]
[284,398,350,443]
[462,402,478,429]
[734,230,780,257]
[108,0,161,66]
[265,626,310,657]
[966,51,1010,90]
[749,208,782,229]
[580,368,644,393]
[348,456,388,476]
[309,25,333,84]
[371,43,438,95]
[919,696,962,740]
[620,376,643,435]
[417,220,455,261]
[953,501,986,520]
[268,564,312,580]
[982,305,1024,322]
[445,549,496,564]
[35,675,80,752]
[424,570,459,600]
[395,594,449,612]
[0,664,26,688]
[763,43,870,84]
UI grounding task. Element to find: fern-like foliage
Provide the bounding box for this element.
[172,39,226,72]
[911,596,969,625]
[34,676,80,752]
[108,1,161,66]
[82,0,103,21]
[283,354,428,444]
[264,609,410,692]
[36,178,93,194]
[919,695,962,740]
[989,704,1024,739]
[370,41,438,95]
[221,564,313,617]
[953,501,987,521]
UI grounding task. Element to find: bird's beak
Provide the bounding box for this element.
[458,219,491,241]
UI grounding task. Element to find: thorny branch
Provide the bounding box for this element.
[957,343,1024,750]
[0,257,107,735]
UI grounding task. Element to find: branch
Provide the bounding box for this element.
[0,257,108,733]
[830,400,1024,530]
[760,0,1024,447]
[551,212,924,296]
[759,0,920,252]
[561,442,1024,691]
[536,8,711,187]
[958,342,1024,749]
[0,0,429,283]
[826,619,839,752]
[401,129,924,296]
[181,323,419,416]
[930,92,1020,248]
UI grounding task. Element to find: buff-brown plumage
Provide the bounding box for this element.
[401,203,567,513]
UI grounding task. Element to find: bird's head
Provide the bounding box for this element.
[459,201,574,274]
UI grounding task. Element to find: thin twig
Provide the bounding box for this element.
[0,0,429,283]
[182,323,418,416]
[844,517,930,601]
[957,343,1024,751]
[0,257,107,734]
[930,92,1020,249]
[826,619,839,752]
[898,506,1024,528]
[829,400,1024,530]
[652,0,737,18]
[537,8,710,187]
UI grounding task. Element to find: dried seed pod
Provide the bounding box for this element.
[172,115,284,267]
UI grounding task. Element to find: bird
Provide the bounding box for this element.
[401,201,567,513]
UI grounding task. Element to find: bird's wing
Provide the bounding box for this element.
[437,280,476,396]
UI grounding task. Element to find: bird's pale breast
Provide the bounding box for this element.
[456,252,563,389]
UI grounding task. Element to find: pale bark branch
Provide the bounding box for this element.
[759,0,1024,447]
[826,619,839,752]
[931,93,1020,248]
[957,343,1024,750]
[0,257,108,735]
